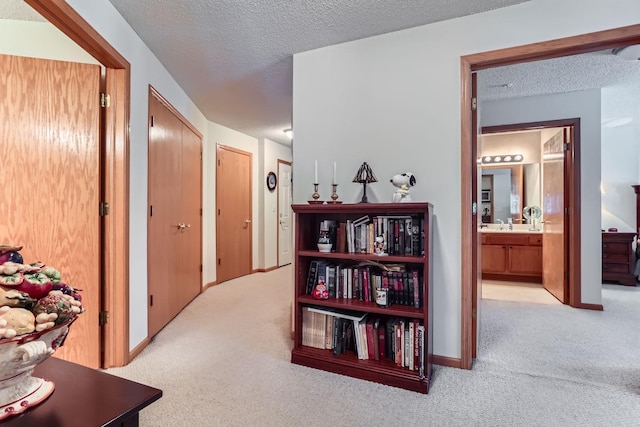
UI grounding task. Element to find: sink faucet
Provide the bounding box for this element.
[497,219,504,230]
[508,218,513,231]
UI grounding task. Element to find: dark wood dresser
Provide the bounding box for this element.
[602,232,637,286]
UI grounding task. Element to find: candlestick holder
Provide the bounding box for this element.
[308,183,324,204]
[327,183,343,204]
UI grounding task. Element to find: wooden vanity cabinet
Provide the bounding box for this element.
[481,233,542,282]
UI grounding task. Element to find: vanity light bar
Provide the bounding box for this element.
[480,154,524,164]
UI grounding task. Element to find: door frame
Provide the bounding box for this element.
[460,23,640,370]
[27,0,131,367]
[277,159,293,267]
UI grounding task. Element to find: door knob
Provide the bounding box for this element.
[245,219,252,224]
[185,224,192,229]
[177,223,186,230]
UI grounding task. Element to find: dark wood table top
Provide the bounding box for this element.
[5,357,162,426]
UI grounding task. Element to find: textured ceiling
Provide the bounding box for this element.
[3,1,638,146]
[104,0,528,145]
[478,49,640,102]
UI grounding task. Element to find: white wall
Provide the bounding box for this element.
[0,19,97,64]
[64,0,210,350]
[481,89,602,304]
[292,0,640,359]
[601,84,640,232]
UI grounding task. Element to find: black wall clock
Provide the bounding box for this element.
[266,171,277,191]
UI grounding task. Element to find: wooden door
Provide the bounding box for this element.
[178,125,202,310]
[0,54,101,367]
[148,91,202,338]
[542,129,568,303]
[148,94,182,337]
[216,146,252,283]
[278,160,293,267]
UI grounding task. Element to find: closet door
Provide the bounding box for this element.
[148,90,202,338]
[148,94,183,337]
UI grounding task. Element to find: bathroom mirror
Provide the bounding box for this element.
[480,163,542,224]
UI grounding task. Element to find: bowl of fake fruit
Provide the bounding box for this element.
[0,245,83,420]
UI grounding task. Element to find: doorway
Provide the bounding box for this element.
[18,0,131,368]
[278,160,293,267]
[460,24,640,369]
[478,122,578,307]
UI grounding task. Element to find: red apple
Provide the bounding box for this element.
[17,272,53,299]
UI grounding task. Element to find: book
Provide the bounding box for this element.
[326,264,336,298]
[377,320,386,360]
[305,260,319,295]
[404,218,413,255]
[412,270,421,309]
[365,319,376,360]
[307,306,368,322]
[337,223,347,253]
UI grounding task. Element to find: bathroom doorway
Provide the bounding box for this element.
[478,121,578,306]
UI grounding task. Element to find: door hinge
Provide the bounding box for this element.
[99,310,109,326]
[100,93,111,108]
[218,258,221,265]
[471,97,477,111]
[218,208,221,216]
[218,159,221,166]
[563,142,569,151]
[200,208,203,216]
[99,201,110,216]
[200,264,203,272]
[150,115,154,127]
[200,152,203,160]
[150,294,153,307]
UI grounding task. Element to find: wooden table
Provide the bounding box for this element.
[5,357,162,426]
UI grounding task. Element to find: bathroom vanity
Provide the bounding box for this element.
[481,230,542,282]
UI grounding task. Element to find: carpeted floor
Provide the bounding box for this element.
[106,267,640,426]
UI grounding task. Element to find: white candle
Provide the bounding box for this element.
[333,162,336,184]
[314,160,318,183]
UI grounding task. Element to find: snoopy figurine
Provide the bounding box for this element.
[390,172,416,203]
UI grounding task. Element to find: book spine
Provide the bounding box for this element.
[377,321,386,360]
[411,216,421,256]
[404,218,413,255]
[412,270,421,309]
[306,260,318,295]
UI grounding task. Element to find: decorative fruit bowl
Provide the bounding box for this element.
[0,245,83,420]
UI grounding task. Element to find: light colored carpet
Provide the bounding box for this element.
[106,268,640,426]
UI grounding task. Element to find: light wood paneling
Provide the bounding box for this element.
[0,54,101,367]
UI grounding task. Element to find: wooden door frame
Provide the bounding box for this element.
[216,144,254,279]
[460,23,640,370]
[27,0,131,367]
[277,159,292,268]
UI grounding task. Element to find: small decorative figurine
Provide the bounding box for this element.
[374,235,387,256]
[390,172,416,203]
[312,281,329,299]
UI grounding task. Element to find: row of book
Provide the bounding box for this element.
[305,260,423,308]
[343,215,424,256]
[301,306,425,372]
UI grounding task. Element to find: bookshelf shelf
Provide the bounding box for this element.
[291,202,433,394]
[297,295,425,319]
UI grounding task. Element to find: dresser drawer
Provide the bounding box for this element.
[601,252,629,263]
[602,263,631,273]
[602,242,631,253]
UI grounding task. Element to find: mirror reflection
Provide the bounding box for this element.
[479,129,554,226]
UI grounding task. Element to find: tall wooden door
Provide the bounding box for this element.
[542,129,568,303]
[216,146,252,283]
[148,90,202,338]
[278,161,292,267]
[0,54,101,367]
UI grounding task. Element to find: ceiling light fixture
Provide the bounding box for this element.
[479,154,524,164]
[284,128,293,139]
